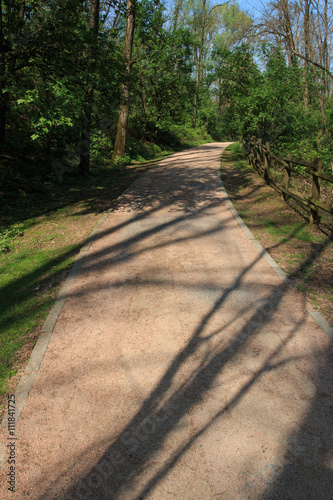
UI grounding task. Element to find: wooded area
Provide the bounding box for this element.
[0,0,333,191]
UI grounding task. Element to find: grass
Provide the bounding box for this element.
[0,244,77,388]
[260,219,324,244]
[221,142,333,326]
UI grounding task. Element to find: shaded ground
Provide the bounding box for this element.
[0,143,332,500]
[220,147,333,325]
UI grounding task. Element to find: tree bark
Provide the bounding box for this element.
[323,0,329,96]
[0,0,6,145]
[192,0,206,128]
[280,0,296,63]
[79,0,100,176]
[0,0,17,146]
[172,0,183,31]
[113,0,136,160]
[303,0,310,110]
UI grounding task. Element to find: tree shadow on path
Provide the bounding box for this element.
[40,238,333,500]
[14,143,331,500]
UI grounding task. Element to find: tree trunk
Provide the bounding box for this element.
[113,0,136,160]
[280,0,295,63]
[18,0,25,33]
[0,0,6,145]
[303,0,310,110]
[79,0,100,176]
[0,90,7,146]
[323,0,329,96]
[192,0,206,128]
[172,0,183,31]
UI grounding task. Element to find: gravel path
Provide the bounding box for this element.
[1,143,332,499]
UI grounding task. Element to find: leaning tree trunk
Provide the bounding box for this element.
[79,0,100,176]
[113,0,136,160]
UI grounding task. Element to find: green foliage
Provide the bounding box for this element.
[167,123,214,146]
[112,153,132,169]
[211,42,333,173]
[129,1,195,143]
[213,3,252,50]
[90,131,113,165]
[16,82,76,141]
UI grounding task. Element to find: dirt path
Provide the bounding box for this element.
[0,143,332,499]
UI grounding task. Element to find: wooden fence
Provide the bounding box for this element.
[243,137,333,226]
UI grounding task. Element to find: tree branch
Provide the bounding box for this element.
[207,2,229,18]
[290,47,333,79]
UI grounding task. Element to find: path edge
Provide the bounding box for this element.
[218,147,333,343]
[0,176,144,467]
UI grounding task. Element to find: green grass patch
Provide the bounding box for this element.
[261,219,324,244]
[229,142,244,160]
[0,244,78,399]
[228,142,251,171]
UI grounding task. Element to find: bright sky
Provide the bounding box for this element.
[163,1,268,20]
[236,0,266,17]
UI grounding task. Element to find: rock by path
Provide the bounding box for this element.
[0,143,332,500]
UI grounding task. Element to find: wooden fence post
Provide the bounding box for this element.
[256,138,262,172]
[282,154,293,201]
[264,142,271,185]
[243,137,250,165]
[250,137,255,169]
[310,158,322,226]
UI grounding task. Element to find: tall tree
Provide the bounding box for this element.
[0,0,6,144]
[113,0,136,159]
[132,2,194,140]
[192,0,207,128]
[79,0,100,176]
[0,0,26,145]
[190,1,250,128]
[303,0,310,109]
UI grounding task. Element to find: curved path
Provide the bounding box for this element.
[1,143,332,499]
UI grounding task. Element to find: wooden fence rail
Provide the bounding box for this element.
[243,137,333,226]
